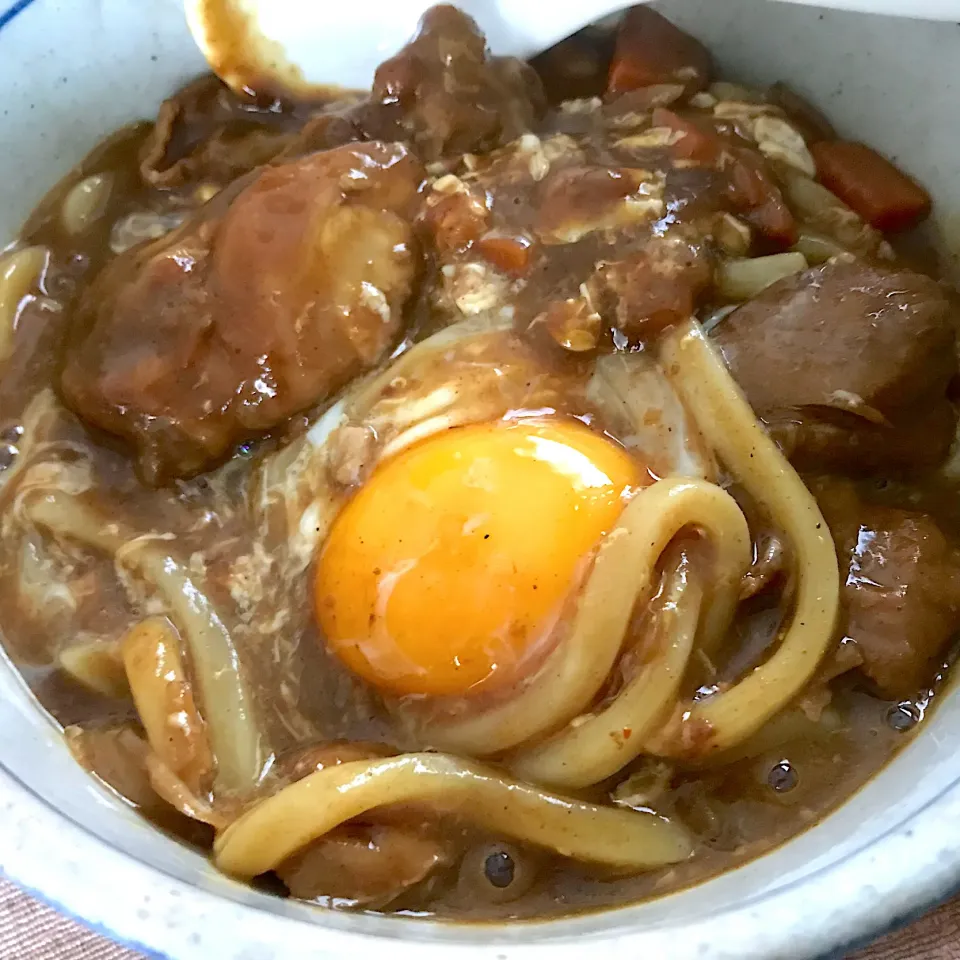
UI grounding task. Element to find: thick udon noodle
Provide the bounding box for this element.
[508,548,706,790]
[6,315,840,877]
[403,476,751,759]
[23,489,263,792]
[656,320,840,752]
[214,753,693,877]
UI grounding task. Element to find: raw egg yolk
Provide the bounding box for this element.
[315,419,641,697]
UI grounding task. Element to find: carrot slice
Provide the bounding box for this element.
[652,108,722,165]
[477,232,535,276]
[607,7,711,97]
[811,141,931,233]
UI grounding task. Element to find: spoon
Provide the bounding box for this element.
[186,0,960,98]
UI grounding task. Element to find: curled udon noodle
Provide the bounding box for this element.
[0,246,48,364]
[648,319,840,754]
[24,490,263,792]
[250,312,832,775]
[508,547,703,790]
[400,477,751,758]
[498,321,839,767]
[214,753,693,879]
[14,313,836,874]
[301,316,835,771]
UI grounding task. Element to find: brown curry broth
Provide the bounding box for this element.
[0,67,952,919]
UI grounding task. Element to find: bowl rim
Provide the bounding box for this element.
[1,738,959,959]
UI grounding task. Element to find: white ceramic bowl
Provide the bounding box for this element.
[1,1,959,957]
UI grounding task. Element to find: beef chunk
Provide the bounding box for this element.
[142,9,545,186]
[589,232,713,341]
[362,6,545,162]
[277,824,448,906]
[63,142,424,484]
[140,76,294,189]
[845,509,960,696]
[818,485,960,697]
[714,259,958,473]
[139,76,365,191]
[770,399,957,474]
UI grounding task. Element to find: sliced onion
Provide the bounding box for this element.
[716,253,808,302]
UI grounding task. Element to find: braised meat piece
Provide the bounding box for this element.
[62,142,424,484]
[139,75,296,189]
[277,824,449,907]
[140,7,544,192]
[362,5,545,162]
[843,507,960,696]
[714,259,958,473]
[589,232,713,341]
[771,400,958,475]
[138,76,363,191]
[818,482,960,697]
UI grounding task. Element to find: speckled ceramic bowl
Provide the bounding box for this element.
[1,1,959,957]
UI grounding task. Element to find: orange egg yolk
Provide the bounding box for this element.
[315,419,642,698]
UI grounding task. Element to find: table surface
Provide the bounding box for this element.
[1,878,959,960]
